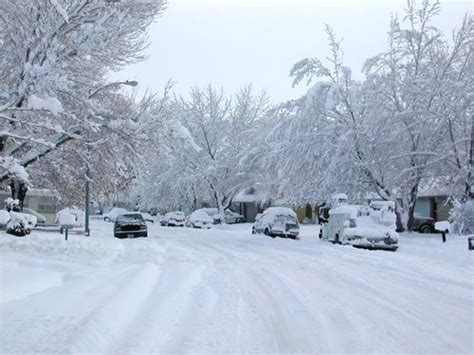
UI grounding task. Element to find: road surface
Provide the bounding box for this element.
[1,221,472,353]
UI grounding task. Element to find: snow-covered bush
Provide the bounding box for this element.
[450,200,474,235]
[5,198,21,212]
[6,212,31,237]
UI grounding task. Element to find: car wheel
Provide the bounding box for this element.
[419,224,434,234]
[104,217,111,223]
[252,227,256,234]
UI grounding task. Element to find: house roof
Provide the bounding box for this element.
[234,187,269,204]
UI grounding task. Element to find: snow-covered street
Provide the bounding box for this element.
[1,221,472,354]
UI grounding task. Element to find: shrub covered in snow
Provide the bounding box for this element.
[5,198,21,212]
[6,212,31,237]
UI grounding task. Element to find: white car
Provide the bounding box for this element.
[139,212,155,223]
[161,211,186,227]
[224,210,244,224]
[187,210,213,229]
[322,201,399,251]
[252,207,300,239]
[103,207,128,222]
[199,208,222,224]
[23,208,47,225]
[22,213,37,229]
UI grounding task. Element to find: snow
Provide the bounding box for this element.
[233,191,258,203]
[262,206,297,218]
[343,226,399,242]
[0,210,9,224]
[164,211,185,220]
[49,0,69,23]
[188,210,213,224]
[56,208,84,227]
[329,205,358,219]
[435,221,451,233]
[1,220,472,354]
[27,95,64,115]
[1,157,29,182]
[103,207,129,222]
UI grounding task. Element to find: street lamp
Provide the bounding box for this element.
[84,80,138,237]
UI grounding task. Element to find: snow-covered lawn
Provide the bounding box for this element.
[1,221,472,354]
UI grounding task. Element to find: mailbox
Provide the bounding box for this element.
[58,213,76,239]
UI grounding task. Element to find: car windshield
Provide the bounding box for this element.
[117,214,144,223]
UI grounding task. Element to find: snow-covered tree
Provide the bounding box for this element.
[131,85,271,217]
[267,0,472,231]
[0,0,166,206]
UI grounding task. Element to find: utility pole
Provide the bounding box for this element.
[469,113,473,198]
[85,161,90,236]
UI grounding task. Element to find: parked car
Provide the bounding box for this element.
[139,212,155,223]
[370,201,435,233]
[114,213,148,239]
[23,208,47,225]
[103,207,128,222]
[224,209,244,224]
[187,210,213,229]
[22,213,37,230]
[252,207,300,239]
[199,208,222,224]
[412,213,435,233]
[161,211,186,227]
[323,200,399,251]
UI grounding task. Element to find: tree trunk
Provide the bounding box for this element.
[406,204,416,232]
[9,179,28,211]
[395,209,405,232]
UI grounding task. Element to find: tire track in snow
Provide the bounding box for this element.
[1,263,142,353]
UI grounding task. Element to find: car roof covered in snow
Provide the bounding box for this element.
[166,211,185,217]
[262,207,297,217]
[329,205,358,218]
[190,210,214,222]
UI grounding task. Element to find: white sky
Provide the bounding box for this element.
[116,0,472,102]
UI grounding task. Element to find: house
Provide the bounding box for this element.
[233,188,260,223]
[234,187,320,224]
[414,195,451,222]
[295,203,318,224]
[365,180,453,222]
[232,187,271,223]
[0,188,59,223]
[414,183,452,222]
